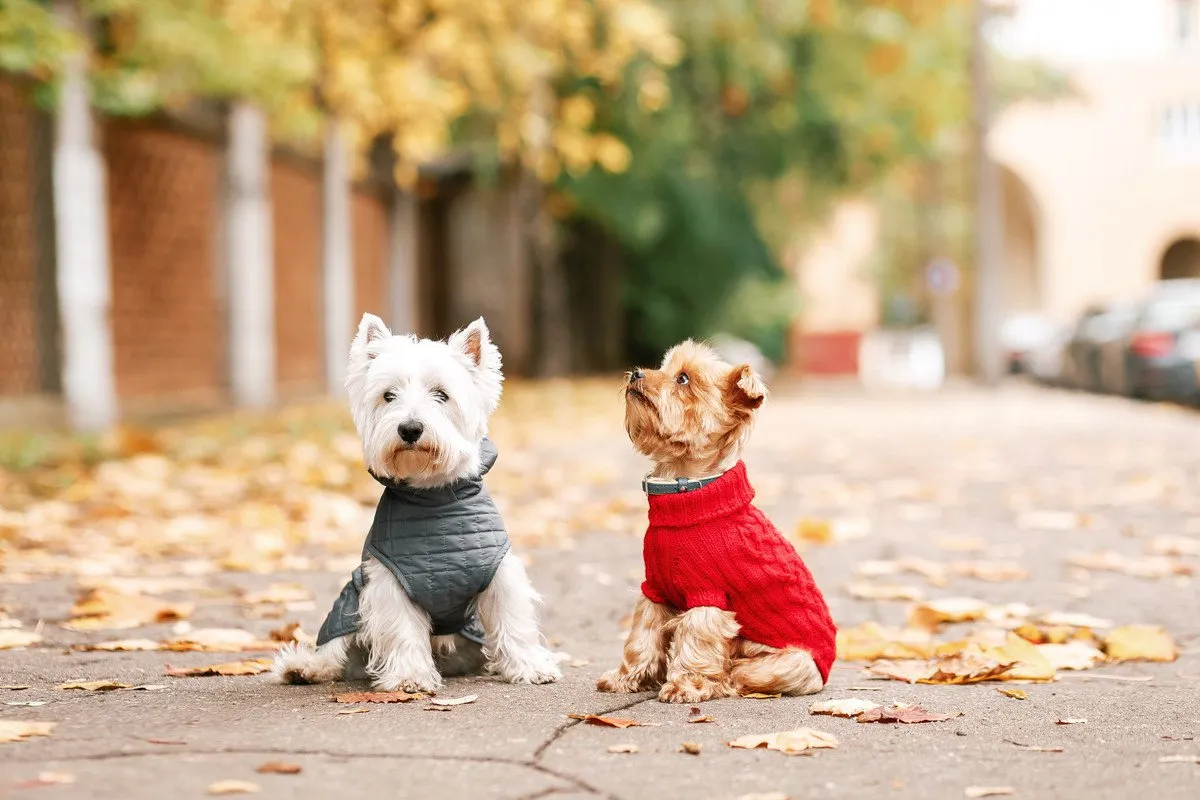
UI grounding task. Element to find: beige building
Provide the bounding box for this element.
[991,0,1200,320]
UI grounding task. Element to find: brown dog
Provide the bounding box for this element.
[597,340,836,704]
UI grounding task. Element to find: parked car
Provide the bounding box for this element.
[1027,325,1072,386]
[1123,279,1200,401]
[1061,302,1138,391]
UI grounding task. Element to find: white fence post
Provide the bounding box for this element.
[322,119,354,394]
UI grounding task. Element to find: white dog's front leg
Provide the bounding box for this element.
[272,635,352,684]
[476,552,561,685]
[359,558,442,693]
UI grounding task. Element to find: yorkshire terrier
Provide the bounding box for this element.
[597,340,836,703]
[273,314,561,692]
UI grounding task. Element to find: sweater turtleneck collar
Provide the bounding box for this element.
[646,460,756,527]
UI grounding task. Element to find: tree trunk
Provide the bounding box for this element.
[52,0,117,431]
[972,0,1006,384]
[225,102,276,407]
[322,118,354,394]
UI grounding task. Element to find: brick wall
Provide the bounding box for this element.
[0,79,42,396]
[105,123,224,403]
[271,159,323,395]
[352,189,389,324]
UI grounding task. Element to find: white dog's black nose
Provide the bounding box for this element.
[398,421,424,444]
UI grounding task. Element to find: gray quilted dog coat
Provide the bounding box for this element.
[316,439,510,647]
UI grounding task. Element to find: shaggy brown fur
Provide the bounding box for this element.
[599,340,824,703]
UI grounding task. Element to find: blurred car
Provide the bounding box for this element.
[1027,325,1072,385]
[1122,279,1200,401]
[999,312,1057,374]
[1060,302,1138,391]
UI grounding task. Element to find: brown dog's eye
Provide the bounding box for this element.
[676,373,689,386]
[383,391,396,403]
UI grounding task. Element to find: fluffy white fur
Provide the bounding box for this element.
[273,314,560,689]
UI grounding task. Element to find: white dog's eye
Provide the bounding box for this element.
[431,388,449,403]
[676,373,689,386]
[383,390,396,403]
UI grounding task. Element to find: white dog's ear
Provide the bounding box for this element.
[449,317,503,407]
[351,313,392,362]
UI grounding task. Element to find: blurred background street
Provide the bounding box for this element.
[2,0,1200,797]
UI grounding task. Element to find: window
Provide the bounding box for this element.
[1157,101,1200,161]
[1177,0,1198,47]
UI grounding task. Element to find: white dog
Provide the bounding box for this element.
[273,314,561,691]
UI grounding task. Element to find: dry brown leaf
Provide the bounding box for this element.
[162,628,280,652]
[1159,755,1200,764]
[242,584,312,605]
[1037,641,1104,671]
[740,692,783,699]
[73,639,161,652]
[427,694,478,707]
[1056,718,1086,725]
[687,706,714,723]
[836,622,933,661]
[207,780,261,795]
[937,536,987,552]
[845,580,924,602]
[58,679,131,691]
[985,634,1056,682]
[856,704,952,724]
[1,685,32,690]
[728,728,838,755]
[607,743,638,754]
[964,788,1014,799]
[1004,739,1063,752]
[0,630,41,650]
[0,721,55,743]
[1103,626,1178,662]
[333,691,424,704]
[63,589,193,631]
[255,762,302,775]
[164,658,273,677]
[146,738,186,745]
[951,561,1029,582]
[1037,612,1112,629]
[268,622,302,642]
[996,688,1027,700]
[854,558,948,585]
[568,714,643,728]
[336,708,370,715]
[809,698,882,718]
[870,644,1016,685]
[908,597,990,631]
[795,518,833,545]
[1146,536,1200,557]
[680,741,701,755]
[1070,550,1194,579]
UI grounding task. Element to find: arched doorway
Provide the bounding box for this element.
[1000,167,1041,311]
[1160,237,1200,280]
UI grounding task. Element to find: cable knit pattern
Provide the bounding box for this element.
[640,461,838,681]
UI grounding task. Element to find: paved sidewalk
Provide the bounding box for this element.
[2,384,1199,799]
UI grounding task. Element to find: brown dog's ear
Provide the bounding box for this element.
[726,364,766,410]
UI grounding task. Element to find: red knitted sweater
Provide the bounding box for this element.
[640,461,837,682]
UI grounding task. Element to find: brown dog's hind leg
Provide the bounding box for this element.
[597,596,676,693]
[656,607,740,704]
[730,639,824,696]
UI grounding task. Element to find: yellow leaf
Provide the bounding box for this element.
[58,680,131,691]
[985,634,1056,682]
[908,597,990,631]
[1036,641,1104,671]
[207,780,260,795]
[996,688,1027,700]
[0,721,55,743]
[64,589,192,631]
[0,630,41,650]
[837,622,933,662]
[809,698,882,717]
[1103,625,1178,662]
[796,518,833,544]
[592,134,631,174]
[728,728,838,755]
[73,639,160,652]
[164,659,273,677]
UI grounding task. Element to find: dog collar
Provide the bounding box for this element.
[642,473,725,495]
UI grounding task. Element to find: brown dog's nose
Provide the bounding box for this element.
[630,368,644,382]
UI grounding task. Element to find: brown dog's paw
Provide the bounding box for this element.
[597,668,656,693]
[657,676,731,704]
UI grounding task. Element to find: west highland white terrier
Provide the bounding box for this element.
[273,314,561,691]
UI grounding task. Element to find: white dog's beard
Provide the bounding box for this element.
[366,434,477,488]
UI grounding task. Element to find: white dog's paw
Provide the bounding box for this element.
[493,646,562,685]
[272,643,342,685]
[372,667,443,694]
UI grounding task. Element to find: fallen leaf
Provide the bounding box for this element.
[164,659,273,677]
[1,685,31,690]
[728,728,838,756]
[1069,551,1192,579]
[735,795,789,800]
[964,788,1014,799]
[1037,641,1105,671]
[937,536,987,552]
[996,688,1027,700]
[132,684,168,691]
[1103,626,1178,662]
[336,708,370,715]
[0,630,41,650]
[837,622,934,661]
[1056,718,1086,725]
[1003,739,1063,752]
[255,762,302,774]
[63,589,193,631]
[333,691,424,704]
[424,705,451,712]
[1146,536,1200,557]
[162,628,280,652]
[687,706,714,723]
[951,561,1029,582]
[908,597,990,631]
[796,518,833,545]
[680,741,701,755]
[1159,755,1200,764]
[268,622,303,642]
[146,738,187,745]
[73,639,161,652]
[5,700,49,707]
[870,645,1015,685]
[856,704,952,724]
[0,721,55,743]
[845,581,924,602]
[985,634,1056,682]
[809,698,882,718]
[740,692,783,699]
[243,584,312,605]
[568,714,643,728]
[854,558,947,584]
[607,743,638,754]
[58,679,131,691]
[1037,612,1112,629]
[427,694,478,707]
[207,780,260,795]
[9,772,75,789]
[1017,509,1089,530]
